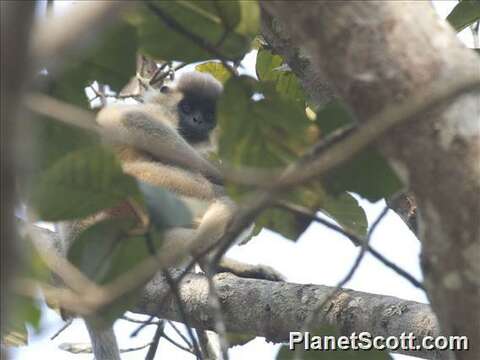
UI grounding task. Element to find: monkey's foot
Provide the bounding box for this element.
[216,258,285,282]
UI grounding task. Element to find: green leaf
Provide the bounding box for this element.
[3,295,42,347]
[45,21,137,107]
[314,100,402,202]
[129,1,255,62]
[447,1,480,32]
[218,76,310,168]
[315,100,356,135]
[256,184,367,241]
[321,192,368,238]
[138,182,192,229]
[256,48,305,103]
[67,218,163,325]
[324,148,403,202]
[32,118,99,172]
[196,61,232,83]
[30,146,140,221]
[256,207,311,241]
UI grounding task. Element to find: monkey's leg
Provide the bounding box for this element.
[161,200,284,281]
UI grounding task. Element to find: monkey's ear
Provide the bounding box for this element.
[160,85,170,94]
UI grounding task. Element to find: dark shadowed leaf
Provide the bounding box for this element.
[321,192,368,238]
[30,146,140,221]
[315,100,356,135]
[255,183,367,241]
[129,1,257,62]
[33,118,99,172]
[447,1,480,32]
[324,148,403,202]
[68,218,164,325]
[44,21,137,108]
[315,101,403,201]
[138,182,192,229]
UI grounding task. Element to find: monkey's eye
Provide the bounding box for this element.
[160,85,170,94]
[180,101,192,114]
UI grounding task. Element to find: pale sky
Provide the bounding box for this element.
[10,1,475,360]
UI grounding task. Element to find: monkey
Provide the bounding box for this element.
[59,72,283,360]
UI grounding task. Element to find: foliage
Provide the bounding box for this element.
[447,1,480,32]
[16,0,427,349]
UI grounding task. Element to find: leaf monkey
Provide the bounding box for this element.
[59,72,283,359]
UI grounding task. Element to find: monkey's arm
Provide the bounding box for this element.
[97,105,223,184]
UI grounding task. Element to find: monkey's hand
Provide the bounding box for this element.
[216,258,285,282]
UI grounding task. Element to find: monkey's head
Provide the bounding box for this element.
[146,72,223,146]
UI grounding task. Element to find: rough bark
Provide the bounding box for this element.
[135,272,441,360]
[261,2,480,360]
[33,227,441,359]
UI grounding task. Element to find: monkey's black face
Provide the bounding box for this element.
[178,95,217,144]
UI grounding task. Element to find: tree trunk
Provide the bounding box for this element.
[261,2,480,359]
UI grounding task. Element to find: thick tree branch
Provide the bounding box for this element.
[30,225,441,360]
[261,2,480,360]
[136,272,442,360]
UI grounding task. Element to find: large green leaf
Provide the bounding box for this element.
[218,76,310,168]
[30,146,140,221]
[45,21,137,108]
[323,148,403,202]
[255,185,367,241]
[67,219,163,325]
[321,192,368,238]
[256,48,305,103]
[128,1,257,62]
[447,1,480,32]
[315,101,403,201]
[315,100,356,136]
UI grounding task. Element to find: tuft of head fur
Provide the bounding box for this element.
[176,72,223,101]
[143,71,223,106]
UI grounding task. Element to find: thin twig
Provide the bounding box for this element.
[196,330,219,360]
[50,318,73,340]
[276,201,424,289]
[163,270,204,360]
[168,320,194,350]
[145,320,165,360]
[305,206,390,330]
[199,261,229,360]
[212,76,480,269]
[145,1,237,76]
